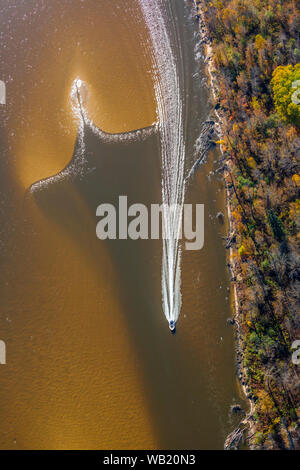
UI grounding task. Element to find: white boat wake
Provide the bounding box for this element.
[139,0,186,330]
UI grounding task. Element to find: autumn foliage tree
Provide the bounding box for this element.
[271,64,300,126]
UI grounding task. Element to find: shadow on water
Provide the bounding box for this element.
[26,116,243,449]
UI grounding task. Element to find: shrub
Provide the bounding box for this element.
[254,432,264,445]
[255,34,266,50]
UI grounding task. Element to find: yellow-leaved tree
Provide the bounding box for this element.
[271,64,300,126]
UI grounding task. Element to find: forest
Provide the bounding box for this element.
[198,0,300,449]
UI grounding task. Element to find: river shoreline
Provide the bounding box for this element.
[192,0,256,449]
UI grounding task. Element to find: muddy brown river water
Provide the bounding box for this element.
[0,0,245,449]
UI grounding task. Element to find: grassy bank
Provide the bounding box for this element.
[195,0,300,449]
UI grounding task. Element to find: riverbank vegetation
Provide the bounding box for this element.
[197,0,300,449]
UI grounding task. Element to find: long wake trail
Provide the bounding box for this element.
[139,0,186,328]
